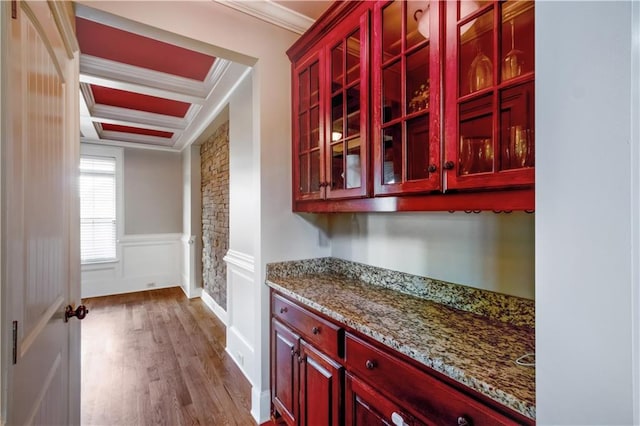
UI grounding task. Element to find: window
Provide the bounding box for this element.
[80,155,117,263]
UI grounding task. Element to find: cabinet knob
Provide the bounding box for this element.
[279,307,287,314]
[311,326,320,335]
[365,359,376,370]
[443,161,455,170]
[390,412,408,426]
[428,164,437,173]
[457,415,472,426]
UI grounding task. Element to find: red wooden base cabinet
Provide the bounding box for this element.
[287,0,535,213]
[270,290,534,426]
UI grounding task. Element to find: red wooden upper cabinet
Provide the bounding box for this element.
[372,0,442,196]
[290,2,370,204]
[444,0,535,191]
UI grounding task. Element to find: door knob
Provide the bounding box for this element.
[64,305,89,322]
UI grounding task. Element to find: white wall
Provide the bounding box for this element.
[537,2,637,424]
[123,148,182,235]
[75,2,331,421]
[81,144,184,298]
[330,212,534,299]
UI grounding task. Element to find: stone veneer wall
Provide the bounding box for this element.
[200,121,229,309]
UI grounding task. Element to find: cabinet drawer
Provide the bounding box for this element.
[345,333,520,426]
[273,294,342,359]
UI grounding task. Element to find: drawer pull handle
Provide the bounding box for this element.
[311,326,320,335]
[457,415,472,426]
[279,307,288,314]
[391,412,407,426]
[365,359,376,370]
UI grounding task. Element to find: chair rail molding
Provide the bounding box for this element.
[223,249,255,272]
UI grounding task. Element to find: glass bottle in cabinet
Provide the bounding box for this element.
[373,0,441,196]
[444,0,535,191]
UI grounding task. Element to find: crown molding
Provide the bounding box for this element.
[80,137,180,152]
[214,0,314,35]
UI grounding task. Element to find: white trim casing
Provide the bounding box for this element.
[180,234,202,299]
[200,289,228,326]
[631,1,640,423]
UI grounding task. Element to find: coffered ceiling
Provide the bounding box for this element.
[75,1,331,152]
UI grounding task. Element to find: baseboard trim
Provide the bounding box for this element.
[200,289,228,325]
[82,282,177,299]
[179,283,202,299]
[251,388,271,425]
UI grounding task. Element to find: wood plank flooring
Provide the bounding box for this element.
[81,287,256,426]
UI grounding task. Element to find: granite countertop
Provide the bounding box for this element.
[266,258,535,420]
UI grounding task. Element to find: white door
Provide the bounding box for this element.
[2,1,80,425]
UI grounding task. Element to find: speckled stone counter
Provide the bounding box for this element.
[266,258,535,420]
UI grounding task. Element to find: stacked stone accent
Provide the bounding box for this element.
[200,122,229,309]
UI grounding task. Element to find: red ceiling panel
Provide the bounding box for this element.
[101,123,174,139]
[76,17,216,81]
[91,85,190,118]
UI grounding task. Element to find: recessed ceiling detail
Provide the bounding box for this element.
[76,17,216,81]
[76,5,251,151]
[90,85,191,118]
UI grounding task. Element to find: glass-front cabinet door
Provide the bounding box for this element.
[444,0,534,191]
[293,51,324,201]
[325,9,369,199]
[373,0,442,196]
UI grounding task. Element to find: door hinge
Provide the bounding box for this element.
[11,0,17,19]
[12,321,17,364]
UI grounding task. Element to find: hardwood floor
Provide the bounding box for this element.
[81,287,256,426]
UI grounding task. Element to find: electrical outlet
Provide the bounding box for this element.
[237,352,244,366]
[147,282,156,288]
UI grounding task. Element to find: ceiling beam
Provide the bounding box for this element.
[80,55,207,104]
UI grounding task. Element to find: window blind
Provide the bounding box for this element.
[80,156,117,263]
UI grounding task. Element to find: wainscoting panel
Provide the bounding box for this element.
[222,250,256,385]
[81,233,182,298]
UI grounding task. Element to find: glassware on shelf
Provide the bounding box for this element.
[460,137,474,175]
[345,154,361,188]
[502,19,524,80]
[409,79,430,113]
[509,125,532,168]
[468,47,493,93]
[459,137,492,174]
